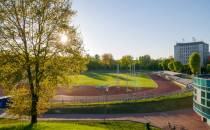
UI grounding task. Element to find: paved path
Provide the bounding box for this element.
[41,109,209,130]
[1,108,209,129]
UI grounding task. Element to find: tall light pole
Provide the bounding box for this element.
[127,64,132,92]
[133,63,137,91]
[116,64,120,87]
[104,87,109,122]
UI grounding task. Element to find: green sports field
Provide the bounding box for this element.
[0,119,160,130]
[69,72,158,88]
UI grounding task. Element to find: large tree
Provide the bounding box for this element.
[173,61,183,72]
[120,55,133,69]
[182,64,191,74]
[189,52,200,75]
[168,61,174,71]
[0,0,86,124]
[87,54,102,70]
[161,59,170,70]
[138,55,151,68]
[101,53,114,68]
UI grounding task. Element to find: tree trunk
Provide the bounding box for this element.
[27,64,38,124]
[31,57,40,124]
[31,93,38,124]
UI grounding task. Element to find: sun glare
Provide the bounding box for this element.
[60,33,68,43]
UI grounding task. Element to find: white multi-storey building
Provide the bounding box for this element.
[174,42,209,66]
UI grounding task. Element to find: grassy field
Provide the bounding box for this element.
[47,92,193,114]
[69,72,157,88]
[0,119,160,130]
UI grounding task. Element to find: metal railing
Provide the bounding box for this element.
[51,72,193,103]
[51,89,191,103]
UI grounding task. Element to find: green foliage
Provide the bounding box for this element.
[86,54,163,71]
[0,120,160,130]
[120,55,133,69]
[189,52,201,75]
[137,55,162,70]
[87,55,103,70]
[168,61,174,71]
[161,59,170,70]
[87,54,116,71]
[101,53,114,68]
[173,61,183,72]
[138,55,151,68]
[181,64,191,74]
[0,0,87,123]
[207,64,210,74]
[7,85,54,116]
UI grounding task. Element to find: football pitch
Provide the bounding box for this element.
[69,72,158,88]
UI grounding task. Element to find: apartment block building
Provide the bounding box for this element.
[174,42,209,66]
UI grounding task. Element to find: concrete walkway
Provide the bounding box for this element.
[41,109,209,130]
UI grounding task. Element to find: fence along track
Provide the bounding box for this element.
[51,72,193,103]
[51,89,190,103]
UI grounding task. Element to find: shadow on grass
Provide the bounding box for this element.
[0,124,32,130]
[83,71,152,81]
[84,72,106,81]
[102,72,152,81]
[0,123,48,130]
[22,124,33,130]
[99,73,131,81]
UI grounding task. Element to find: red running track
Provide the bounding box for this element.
[52,74,182,103]
[55,74,181,96]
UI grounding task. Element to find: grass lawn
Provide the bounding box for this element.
[47,91,193,114]
[69,71,157,88]
[0,119,160,130]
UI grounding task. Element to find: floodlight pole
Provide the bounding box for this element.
[116,64,120,87]
[133,63,134,76]
[134,63,137,91]
[130,64,132,73]
[127,64,132,92]
[104,87,109,122]
[117,64,120,74]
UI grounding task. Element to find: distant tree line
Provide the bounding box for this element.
[86,54,162,71]
[160,53,195,74]
[87,52,210,75]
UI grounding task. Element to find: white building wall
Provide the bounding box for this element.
[174,42,209,66]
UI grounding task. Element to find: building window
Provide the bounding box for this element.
[201,91,206,98]
[207,101,210,107]
[207,93,210,99]
[201,98,205,105]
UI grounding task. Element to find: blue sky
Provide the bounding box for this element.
[72,0,210,59]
